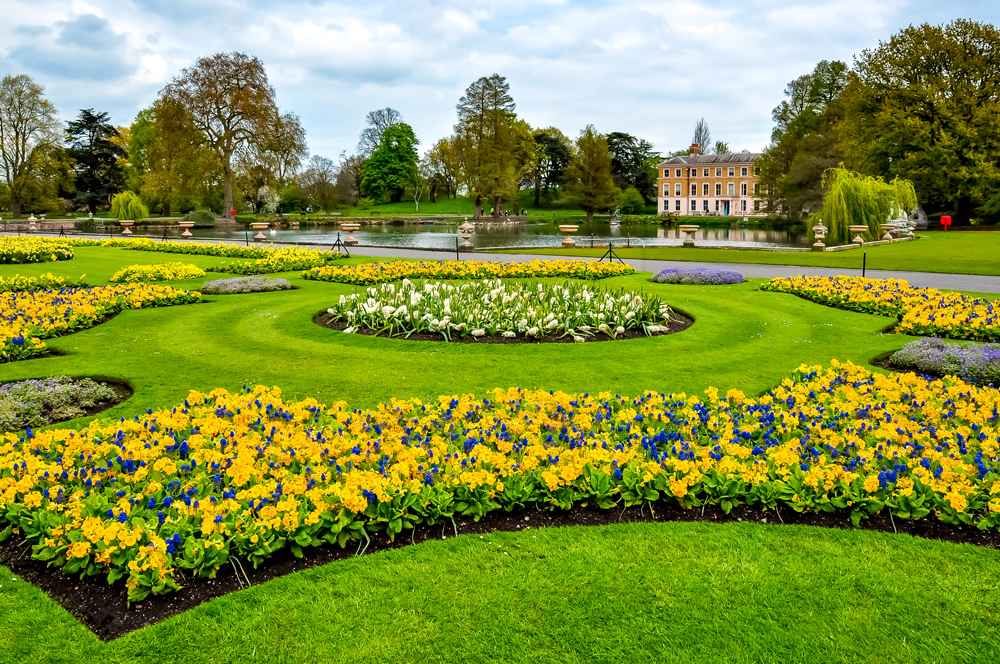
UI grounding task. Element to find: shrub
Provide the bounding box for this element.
[3,361,1000,601]
[890,338,1000,385]
[304,259,635,286]
[327,278,674,340]
[618,187,646,214]
[0,377,119,433]
[201,276,293,294]
[0,273,87,293]
[110,191,149,221]
[182,210,217,225]
[0,237,74,264]
[356,197,374,210]
[110,263,206,283]
[652,268,744,285]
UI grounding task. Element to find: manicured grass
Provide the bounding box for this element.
[3,245,1000,662]
[3,522,999,663]
[499,231,1000,276]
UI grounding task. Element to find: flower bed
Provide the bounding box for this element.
[110,263,206,283]
[201,276,293,294]
[207,248,335,275]
[0,273,87,293]
[1,360,998,601]
[890,338,1000,385]
[0,377,124,433]
[326,279,674,340]
[0,237,74,264]
[652,268,744,285]
[761,276,1000,341]
[304,259,635,286]
[0,285,201,362]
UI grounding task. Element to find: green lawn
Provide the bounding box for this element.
[2,245,999,662]
[499,231,1000,276]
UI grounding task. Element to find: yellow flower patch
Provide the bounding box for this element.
[303,259,635,285]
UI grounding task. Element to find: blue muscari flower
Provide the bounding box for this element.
[147,496,156,509]
[424,471,434,486]
[214,515,223,523]
[163,496,174,508]
[117,511,128,523]
[157,511,166,525]
[106,508,114,519]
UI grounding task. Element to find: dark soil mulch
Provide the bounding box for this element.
[2,500,999,641]
[312,310,694,343]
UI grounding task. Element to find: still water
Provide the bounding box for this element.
[133,221,809,250]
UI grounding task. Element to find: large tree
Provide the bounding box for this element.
[606,132,659,203]
[531,128,572,206]
[162,52,281,217]
[298,155,339,211]
[840,20,1000,224]
[357,108,402,157]
[564,125,620,221]
[455,74,535,218]
[0,74,62,218]
[66,109,127,213]
[425,136,462,201]
[360,123,419,203]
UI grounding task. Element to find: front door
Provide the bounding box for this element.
[722,201,730,216]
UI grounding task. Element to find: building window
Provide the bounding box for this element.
[715,183,721,196]
[754,183,760,195]
[690,184,697,196]
[715,167,722,176]
[703,168,709,176]
[675,200,681,211]
[728,183,735,195]
[754,200,761,212]
[728,167,735,176]
[664,184,669,196]
[664,200,670,210]
[754,167,760,176]
[675,183,681,195]
[741,182,748,196]
[702,183,709,195]
[741,167,748,176]
[663,170,668,177]
[703,200,709,212]
[715,200,720,211]
[690,200,697,211]
[676,168,681,177]
[741,200,747,212]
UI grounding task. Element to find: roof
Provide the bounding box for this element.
[656,153,762,168]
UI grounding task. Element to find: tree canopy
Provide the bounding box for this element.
[606,132,659,203]
[66,108,127,213]
[0,74,62,217]
[564,125,620,221]
[360,123,419,203]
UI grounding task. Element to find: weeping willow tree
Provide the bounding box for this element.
[810,168,918,246]
[110,190,149,221]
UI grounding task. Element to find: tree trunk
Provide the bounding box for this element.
[492,196,501,218]
[428,182,437,203]
[586,207,594,222]
[534,178,541,207]
[11,197,21,219]
[223,164,234,217]
[474,194,482,219]
[162,201,171,217]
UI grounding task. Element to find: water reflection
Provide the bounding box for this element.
[131,220,809,250]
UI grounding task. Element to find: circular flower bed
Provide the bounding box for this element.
[201,276,293,294]
[110,263,206,283]
[652,268,744,285]
[324,279,677,341]
[0,376,129,433]
[889,338,1000,385]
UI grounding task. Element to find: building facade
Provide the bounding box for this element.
[656,145,763,217]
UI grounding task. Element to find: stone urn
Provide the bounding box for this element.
[558,224,579,248]
[251,222,269,241]
[459,222,475,249]
[880,224,897,241]
[678,224,699,248]
[119,220,134,235]
[341,223,360,246]
[849,225,868,245]
[178,221,195,238]
[27,215,38,231]
[812,221,827,252]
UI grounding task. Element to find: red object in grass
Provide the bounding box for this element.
[941,215,952,231]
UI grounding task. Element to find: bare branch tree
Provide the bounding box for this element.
[692,118,712,154]
[0,74,61,218]
[357,107,402,156]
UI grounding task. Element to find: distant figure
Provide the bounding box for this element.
[307,206,312,214]
[230,208,236,218]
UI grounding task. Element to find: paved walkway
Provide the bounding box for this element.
[11,231,1000,293]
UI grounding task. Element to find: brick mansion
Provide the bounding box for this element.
[656,144,763,217]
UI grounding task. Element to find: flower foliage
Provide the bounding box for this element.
[0,284,201,362]
[201,276,293,294]
[326,279,673,340]
[891,338,1000,386]
[0,377,119,433]
[761,276,1000,341]
[304,259,635,286]
[2,360,999,601]
[0,273,87,294]
[0,237,74,264]
[652,268,744,285]
[111,263,206,283]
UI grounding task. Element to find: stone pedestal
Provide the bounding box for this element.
[849,225,868,246]
[178,221,195,238]
[119,220,134,235]
[341,223,360,246]
[678,224,699,248]
[880,224,896,241]
[251,222,269,241]
[558,224,579,248]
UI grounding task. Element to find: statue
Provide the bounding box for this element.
[909,206,928,230]
[610,207,621,226]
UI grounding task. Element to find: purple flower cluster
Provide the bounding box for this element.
[0,376,118,433]
[200,276,293,294]
[891,337,1000,385]
[651,268,745,285]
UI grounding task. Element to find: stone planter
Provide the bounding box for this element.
[341,223,360,246]
[678,224,699,248]
[880,224,897,241]
[178,221,195,238]
[849,225,868,245]
[459,221,475,250]
[251,222,269,241]
[26,215,38,231]
[558,224,579,248]
[119,220,134,235]
[812,222,827,252]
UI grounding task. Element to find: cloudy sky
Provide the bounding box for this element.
[2,0,997,161]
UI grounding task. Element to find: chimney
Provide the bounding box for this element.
[689,143,701,156]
